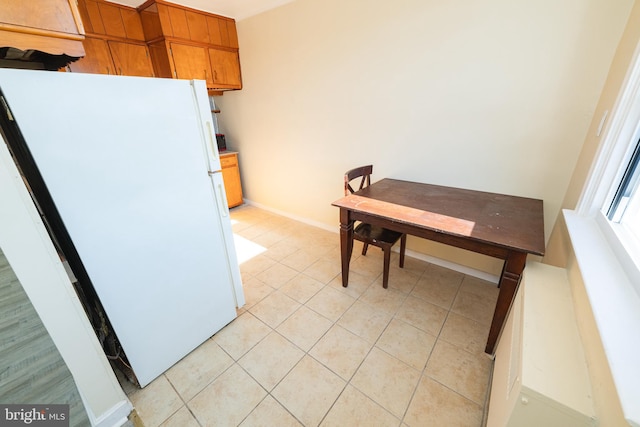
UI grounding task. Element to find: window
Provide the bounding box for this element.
[567,41,640,426]
[596,132,640,290]
[578,47,640,290]
[608,139,640,223]
[607,139,640,284]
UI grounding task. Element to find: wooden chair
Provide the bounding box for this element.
[344,165,406,288]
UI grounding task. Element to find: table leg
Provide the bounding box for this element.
[339,208,354,287]
[485,251,527,355]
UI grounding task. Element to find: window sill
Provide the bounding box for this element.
[563,209,640,427]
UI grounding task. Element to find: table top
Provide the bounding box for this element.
[332,178,545,256]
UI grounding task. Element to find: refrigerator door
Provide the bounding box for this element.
[189,80,244,307]
[209,171,246,307]
[0,69,238,387]
[189,80,222,173]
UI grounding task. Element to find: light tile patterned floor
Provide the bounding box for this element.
[123,205,497,427]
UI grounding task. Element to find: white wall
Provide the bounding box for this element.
[217,0,633,274]
[0,138,132,426]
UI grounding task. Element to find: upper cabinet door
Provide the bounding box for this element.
[120,9,145,41]
[67,37,114,74]
[170,42,212,87]
[185,10,208,43]
[97,2,127,38]
[77,0,145,41]
[208,48,242,89]
[108,41,154,77]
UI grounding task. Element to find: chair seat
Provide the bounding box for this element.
[344,165,406,289]
[354,223,403,247]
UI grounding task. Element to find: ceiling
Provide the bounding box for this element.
[107,0,296,21]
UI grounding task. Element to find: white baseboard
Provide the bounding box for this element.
[84,398,133,427]
[403,248,499,284]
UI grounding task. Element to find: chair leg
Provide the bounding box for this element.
[362,242,369,256]
[382,247,391,289]
[399,234,407,268]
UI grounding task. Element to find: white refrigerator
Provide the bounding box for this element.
[0,68,245,387]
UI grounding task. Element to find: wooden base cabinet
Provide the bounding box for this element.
[220,152,243,208]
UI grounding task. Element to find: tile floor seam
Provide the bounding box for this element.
[265,389,308,426]
[270,355,345,426]
[164,355,239,425]
[422,374,486,410]
[399,340,440,425]
[424,339,493,406]
[376,300,441,425]
[404,305,484,422]
[366,343,424,424]
[233,362,298,425]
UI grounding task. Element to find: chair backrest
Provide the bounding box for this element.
[344,165,373,196]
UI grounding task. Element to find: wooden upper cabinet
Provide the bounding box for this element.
[77,0,104,34]
[227,21,239,49]
[146,40,173,78]
[69,37,153,77]
[139,0,242,91]
[139,3,163,41]
[67,36,114,74]
[99,2,127,38]
[120,9,145,41]
[208,48,241,89]
[0,0,85,58]
[70,0,153,78]
[205,17,223,46]
[166,7,190,40]
[109,41,154,77]
[186,11,209,43]
[170,42,212,86]
[140,1,238,48]
[78,0,145,41]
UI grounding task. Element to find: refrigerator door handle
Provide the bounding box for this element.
[206,121,218,162]
[215,180,229,218]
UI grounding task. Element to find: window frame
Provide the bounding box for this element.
[567,39,640,426]
[577,43,640,289]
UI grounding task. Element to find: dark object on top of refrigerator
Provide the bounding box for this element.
[216,133,227,152]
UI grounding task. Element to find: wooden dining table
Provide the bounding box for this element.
[331,178,545,355]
